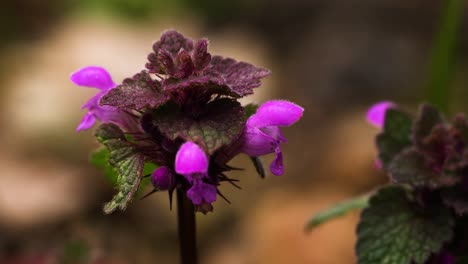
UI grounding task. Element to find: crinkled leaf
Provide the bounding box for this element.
[153,98,245,155]
[100,71,168,111]
[193,38,211,71]
[413,104,445,145]
[376,109,413,167]
[175,50,195,78]
[388,148,457,187]
[357,186,454,264]
[162,75,233,96]
[146,30,194,74]
[161,58,270,97]
[90,148,119,186]
[209,56,271,97]
[95,124,146,214]
[145,31,270,98]
[305,195,369,232]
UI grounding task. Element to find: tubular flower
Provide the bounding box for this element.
[241,100,304,176]
[71,66,132,132]
[175,142,217,206]
[366,101,395,129]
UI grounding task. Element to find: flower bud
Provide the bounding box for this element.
[151,166,176,190]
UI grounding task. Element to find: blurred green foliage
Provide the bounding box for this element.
[426,0,463,114]
[62,240,90,264]
[77,0,184,21]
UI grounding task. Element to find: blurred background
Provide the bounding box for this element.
[0,0,467,263]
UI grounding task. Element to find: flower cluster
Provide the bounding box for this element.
[72,30,303,214]
[364,102,468,264]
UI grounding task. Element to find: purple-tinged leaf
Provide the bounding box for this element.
[152,99,245,155]
[388,148,458,188]
[146,30,194,74]
[413,104,445,146]
[192,39,211,71]
[209,56,271,96]
[157,49,177,75]
[100,71,169,111]
[175,49,195,78]
[162,75,233,97]
[453,114,468,142]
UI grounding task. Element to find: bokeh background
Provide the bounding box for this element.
[0,1,467,263]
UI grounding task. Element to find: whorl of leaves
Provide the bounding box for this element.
[145,30,271,98]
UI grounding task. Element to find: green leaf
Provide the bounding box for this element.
[90,148,157,191]
[376,109,413,167]
[356,186,454,264]
[90,148,119,186]
[140,162,158,190]
[95,124,147,214]
[153,98,245,154]
[305,195,369,232]
[426,0,463,113]
[244,103,259,118]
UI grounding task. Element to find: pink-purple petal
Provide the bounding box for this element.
[187,180,217,205]
[76,112,96,132]
[175,142,209,175]
[366,101,395,129]
[270,146,284,176]
[70,66,116,90]
[241,126,277,157]
[248,100,304,128]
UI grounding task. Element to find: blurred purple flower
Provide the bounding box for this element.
[441,253,454,264]
[366,101,395,129]
[175,142,217,205]
[241,100,303,176]
[366,101,396,170]
[71,66,131,132]
[151,166,176,190]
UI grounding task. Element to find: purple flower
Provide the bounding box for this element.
[366,101,396,170]
[241,100,304,176]
[366,101,395,129]
[151,166,176,190]
[175,142,217,205]
[71,66,131,132]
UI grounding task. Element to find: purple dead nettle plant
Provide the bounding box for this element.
[308,101,468,264]
[71,30,303,261]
